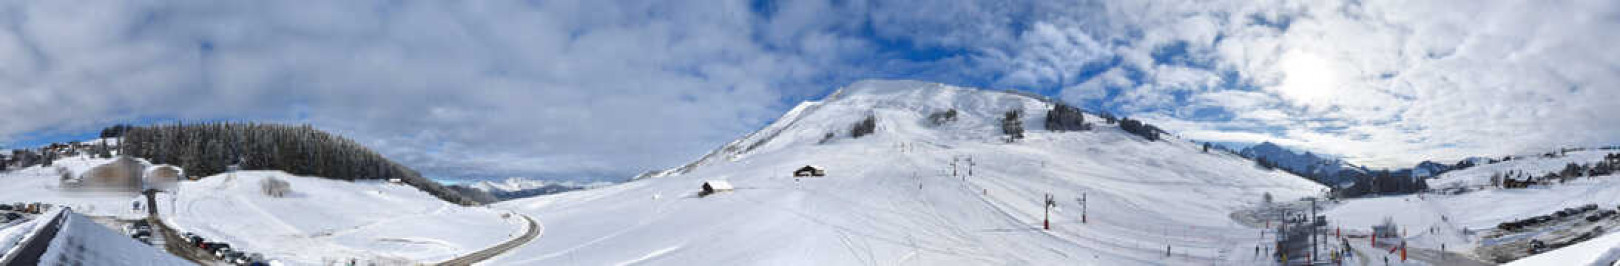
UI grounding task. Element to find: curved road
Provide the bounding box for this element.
[436,214,542,266]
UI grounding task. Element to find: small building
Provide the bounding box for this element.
[1372,218,1400,238]
[794,165,826,177]
[701,180,734,196]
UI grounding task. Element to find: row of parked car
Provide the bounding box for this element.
[0,209,25,224]
[1497,204,1614,231]
[179,231,273,266]
[0,202,51,224]
[0,202,52,214]
[125,220,154,244]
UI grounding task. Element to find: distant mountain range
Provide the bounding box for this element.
[1235,141,1482,189]
[448,177,612,203]
[1238,142,1369,186]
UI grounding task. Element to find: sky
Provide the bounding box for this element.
[1,0,1617,181]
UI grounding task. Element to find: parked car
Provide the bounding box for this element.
[129,227,152,238]
[224,251,249,265]
[214,247,233,259]
[203,242,231,253]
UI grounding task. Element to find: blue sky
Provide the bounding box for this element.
[2,0,1618,181]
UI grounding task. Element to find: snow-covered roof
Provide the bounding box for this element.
[702,180,733,191]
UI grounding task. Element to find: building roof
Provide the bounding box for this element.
[702,180,734,190]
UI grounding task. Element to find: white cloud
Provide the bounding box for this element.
[0,0,870,181]
[2,0,1616,177]
[1034,0,1620,168]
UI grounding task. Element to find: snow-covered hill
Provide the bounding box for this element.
[490,80,1325,265]
[158,171,526,265]
[1,153,527,265]
[1426,149,1618,189]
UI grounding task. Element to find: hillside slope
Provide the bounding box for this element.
[157,171,525,265]
[491,80,1325,265]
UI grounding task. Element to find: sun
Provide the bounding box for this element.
[1273,50,1340,108]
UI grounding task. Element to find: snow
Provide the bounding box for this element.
[37,209,191,265]
[1428,149,1614,189]
[1322,150,1620,264]
[0,156,152,220]
[158,171,525,265]
[489,80,1326,265]
[1506,231,1620,266]
[467,177,610,194]
[0,214,43,260]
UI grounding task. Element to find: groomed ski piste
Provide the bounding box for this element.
[489,80,1326,265]
[1324,149,1620,265]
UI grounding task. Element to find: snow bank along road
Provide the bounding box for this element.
[145,191,222,265]
[436,214,541,266]
[0,209,66,265]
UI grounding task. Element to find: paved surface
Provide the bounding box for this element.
[436,215,542,266]
[0,210,67,266]
[1346,237,1493,266]
[147,192,219,265]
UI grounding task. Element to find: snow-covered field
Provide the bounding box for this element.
[0,156,149,220]
[1428,149,1615,189]
[490,80,1325,265]
[1325,148,1620,264]
[158,171,526,265]
[1,153,525,265]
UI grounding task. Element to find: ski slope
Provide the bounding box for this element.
[491,80,1325,265]
[1324,149,1620,264]
[158,171,526,265]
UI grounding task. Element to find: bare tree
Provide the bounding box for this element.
[261,177,292,198]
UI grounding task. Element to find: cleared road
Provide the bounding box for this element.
[436,214,542,266]
[0,210,67,266]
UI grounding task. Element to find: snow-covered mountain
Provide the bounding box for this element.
[1239,142,1366,185]
[458,177,612,202]
[1411,160,1453,178]
[491,80,1325,265]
